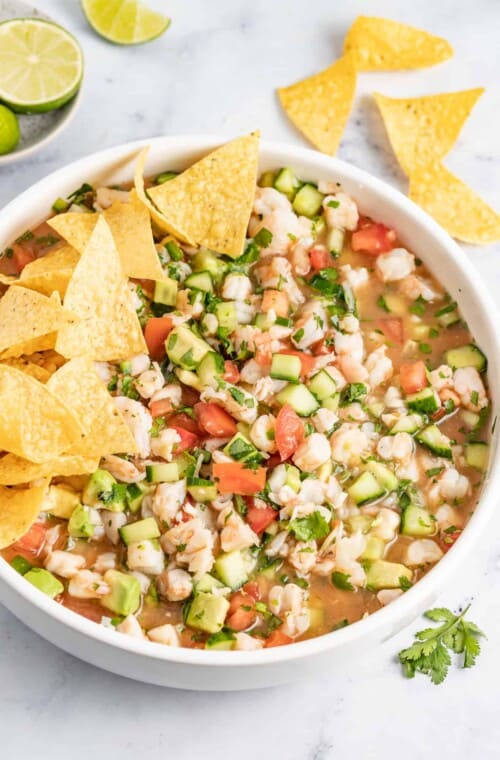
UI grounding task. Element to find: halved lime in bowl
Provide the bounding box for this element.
[81,0,170,45]
[0,18,83,113]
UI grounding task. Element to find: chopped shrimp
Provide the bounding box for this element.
[430,365,454,391]
[147,623,180,646]
[399,274,443,302]
[365,345,393,387]
[250,187,308,255]
[323,193,359,231]
[268,583,310,638]
[335,330,364,362]
[370,508,400,541]
[218,506,259,552]
[331,424,371,466]
[249,414,277,453]
[135,363,165,399]
[45,550,85,579]
[150,428,181,462]
[150,383,183,408]
[340,264,369,291]
[255,256,304,306]
[290,237,313,276]
[292,433,331,471]
[157,568,193,602]
[68,570,109,599]
[152,480,187,525]
[222,274,252,300]
[200,385,258,424]
[288,540,317,574]
[377,589,403,606]
[101,454,145,484]
[377,433,414,462]
[113,396,152,458]
[94,187,130,209]
[334,532,366,587]
[161,518,215,577]
[453,367,488,411]
[235,632,264,650]
[375,248,415,283]
[117,615,145,639]
[102,511,127,544]
[405,539,443,566]
[127,539,164,575]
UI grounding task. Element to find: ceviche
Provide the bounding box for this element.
[0,134,491,652]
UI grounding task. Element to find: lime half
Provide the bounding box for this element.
[82,0,170,45]
[0,105,20,155]
[0,19,83,113]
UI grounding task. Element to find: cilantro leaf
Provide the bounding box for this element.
[289,511,330,541]
[331,571,354,591]
[253,227,273,248]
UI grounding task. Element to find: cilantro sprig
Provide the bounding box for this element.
[398,605,485,685]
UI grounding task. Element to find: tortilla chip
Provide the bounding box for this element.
[47,357,138,457]
[0,454,98,486]
[0,286,76,359]
[409,162,500,244]
[277,55,356,155]
[0,365,84,463]
[0,273,16,286]
[374,89,483,176]
[48,192,164,281]
[134,147,188,240]
[0,481,49,549]
[16,245,79,298]
[147,133,260,258]
[0,356,51,383]
[56,217,147,361]
[344,16,453,71]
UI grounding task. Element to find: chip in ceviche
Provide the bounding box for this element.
[277,55,356,155]
[0,453,98,486]
[343,16,453,71]
[409,162,500,244]
[56,216,147,361]
[374,89,484,176]
[147,132,260,257]
[16,244,79,297]
[0,480,50,550]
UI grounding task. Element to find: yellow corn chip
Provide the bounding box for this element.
[47,357,138,457]
[0,357,51,383]
[134,147,188,240]
[48,192,164,281]
[0,454,98,486]
[16,245,79,297]
[344,16,453,71]
[0,273,16,286]
[374,89,483,176]
[56,217,147,361]
[277,55,356,156]
[147,133,260,258]
[0,285,76,359]
[0,481,49,549]
[409,162,500,244]
[0,365,85,463]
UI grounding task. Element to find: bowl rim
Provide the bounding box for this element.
[0,133,499,668]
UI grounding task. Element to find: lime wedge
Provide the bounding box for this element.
[82,0,171,45]
[0,19,83,113]
[0,105,20,155]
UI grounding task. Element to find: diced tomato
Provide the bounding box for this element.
[309,245,333,271]
[150,398,172,418]
[11,243,36,274]
[213,462,267,495]
[255,350,272,367]
[144,317,173,361]
[195,402,237,437]
[261,289,289,317]
[226,591,257,631]
[246,503,278,535]
[278,349,315,378]
[180,385,200,407]
[265,629,293,648]
[275,404,304,461]
[169,425,198,453]
[376,318,404,345]
[11,522,49,556]
[61,594,104,622]
[399,360,428,395]
[439,528,462,553]
[351,223,397,256]
[243,581,261,601]
[223,360,240,384]
[167,412,200,436]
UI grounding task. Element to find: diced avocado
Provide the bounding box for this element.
[68,504,94,538]
[146,462,180,483]
[197,351,225,388]
[42,484,81,519]
[224,432,260,463]
[215,301,238,331]
[24,568,64,598]
[285,463,301,493]
[390,414,424,435]
[366,460,399,492]
[153,277,178,306]
[401,505,436,537]
[187,477,218,502]
[258,170,276,188]
[126,482,150,514]
[270,353,301,382]
[292,184,324,218]
[214,550,249,590]
[445,344,486,372]
[435,301,460,328]
[345,514,374,534]
[205,630,236,650]
[326,227,345,256]
[276,383,319,416]
[82,468,117,507]
[175,367,203,391]
[166,324,211,370]
[348,471,385,506]
[406,387,440,415]
[191,249,227,284]
[101,570,141,616]
[308,369,338,401]
[365,560,412,590]
[119,517,160,546]
[465,442,489,472]
[273,167,302,200]
[415,425,453,458]
[361,536,386,561]
[185,270,213,293]
[195,573,229,595]
[185,592,230,634]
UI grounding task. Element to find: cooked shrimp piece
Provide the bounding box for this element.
[370,508,400,541]
[113,396,152,458]
[150,428,181,462]
[95,187,130,209]
[45,550,85,579]
[162,518,215,577]
[323,192,359,231]
[365,345,393,387]
[152,480,187,525]
[399,274,443,302]
[249,414,277,453]
[255,256,304,306]
[330,424,371,466]
[117,615,145,639]
[235,632,264,650]
[135,363,164,399]
[250,187,309,254]
[127,539,164,575]
[453,367,488,411]
[218,506,259,552]
[68,570,109,599]
[101,454,145,484]
[334,532,366,587]
[268,583,310,638]
[288,540,317,574]
[335,330,364,362]
[157,568,193,602]
[375,248,415,282]
[147,623,180,646]
[292,433,331,471]
[377,433,414,462]
[405,539,443,566]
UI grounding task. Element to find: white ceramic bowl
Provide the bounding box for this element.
[0,136,498,691]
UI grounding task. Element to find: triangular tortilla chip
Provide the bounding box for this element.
[0,285,76,359]
[277,55,356,155]
[147,133,260,258]
[47,357,138,457]
[0,357,52,383]
[374,89,483,176]
[134,147,188,240]
[56,217,147,361]
[344,16,453,71]
[409,162,500,244]
[16,245,79,297]
[0,365,85,463]
[0,454,98,486]
[0,481,49,549]
[48,192,164,281]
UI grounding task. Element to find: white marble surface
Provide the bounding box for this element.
[1,0,500,756]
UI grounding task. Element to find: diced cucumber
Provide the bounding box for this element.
[276,383,319,416]
[68,504,94,538]
[285,463,301,493]
[166,324,211,370]
[465,442,489,472]
[185,270,213,293]
[254,312,275,330]
[390,414,424,435]
[126,482,150,514]
[365,560,412,590]
[153,277,178,306]
[197,351,225,388]
[205,631,236,650]
[273,167,301,200]
[445,344,487,372]
[321,393,340,412]
[406,387,440,415]
[415,425,453,458]
[308,369,337,401]
[461,410,480,429]
[185,593,230,634]
[82,468,116,507]
[214,550,249,590]
[191,250,227,284]
[270,354,301,382]
[146,462,180,483]
[365,460,398,492]
[292,184,324,218]
[187,477,218,502]
[435,301,460,328]
[195,573,229,595]
[361,536,386,561]
[348,471,385,506]
[119,517,160,546]
[224,432,260,462]
[345,514,374,534]
[383,292,406,316]
[215,301,238,331]
[175,368,202,391]
[401,505,436,537]
[326,227,345,256]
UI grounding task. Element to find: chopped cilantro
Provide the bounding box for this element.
[289,511,329,541]
[331,571,354,591]
[377,294,390,313]
[254,227,273,248]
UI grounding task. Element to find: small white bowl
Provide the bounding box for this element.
[0,135,498,691]
[0,0,82,165]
